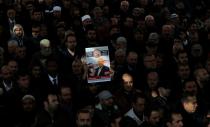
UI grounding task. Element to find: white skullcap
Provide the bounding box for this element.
[98,90,112,100]
[116,36,127,43]
[22,94,35,101]
[53,6,61,12]
[40,39,50,47]
[170,13,178,19]
[81,15,91,22]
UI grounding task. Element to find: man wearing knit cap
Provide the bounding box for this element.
[93,90,120,127]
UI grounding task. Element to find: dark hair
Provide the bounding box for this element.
[131,91,146,103]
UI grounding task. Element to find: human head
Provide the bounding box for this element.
[45,57,58,76]
[145,15,155,27]
[13,24,24,37]
[76,109,92,127]
[175,50,188,64]
[44,93,59,112]
[81,15,92,27]
[40,39,52,57]
[126,51,138,67]
[115,36,127,50]
[53,6,62,18]
[132,92,146,115]
[72,59,83,75]
[120,0,129,12]
[16,70,30,89]
[177,64,190,80]
[147,71,159,90]
[122,73,133,91]
[114,49,126,64]
[194,67,209,86]
[60,86,72,104]
[65,33,77,50]
[183,79,197,95]
[7,40,18,54]
[98,90,113,107]
[166,111,183,127]
[93,49,101,58]
[143,54,157,69]
[31,24,41,38]
[181,92,198,114]
[148,108,161,127]
[7,59,18,75]
[0,65,12,80]
[21,94,36,112]
[97,57,105,67]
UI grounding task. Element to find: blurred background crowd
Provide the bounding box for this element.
[1,0,210,127]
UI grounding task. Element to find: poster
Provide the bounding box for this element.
[85,46,111,83]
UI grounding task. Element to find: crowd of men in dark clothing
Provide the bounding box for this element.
[1,0,210,127]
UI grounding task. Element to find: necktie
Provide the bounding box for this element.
[53,78,57,86]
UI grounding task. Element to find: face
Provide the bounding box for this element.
[197,68,209,83]
[120,1,129,11]
[32,11,42,21]
[32,27,41,38]
[66,35,77,50]
[169,113,183,127]
[14,26,24,37]
[46,61,58,75]
[177,65,190,79]
[77,112,92,127]
[1,66,12,80]
[115,51,126,64]
[32,66,41,78]
[72,61,83,74]
[8,60,18,74]
[177,53,188,64]
[47,94,59,111]
[16,46,26,59]
[122,74,133,91]
[40,44,52,57]
[7,9,16,19]
[102,97,114,107]
[184,81,197,95]
[143,55,157,69]
[147,72,158,89]
[60,87,72,104]
[149,110,161,126]
[172,41,184,55]
[133,97,145,113]
[22,99,35,112]
[127,52,138,66]
[183,96,198,113]
[96,0,104,6]
[93,49,101,58]
[97,58,105,67]
[17,75,30,88]
[124,17,134,28]
[87,30,96,41]
[162,25,172,38]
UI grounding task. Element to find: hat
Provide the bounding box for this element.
[40,39,50,47]
[98,90,112,100]
[81,15,91,22]
[116,36,127,43]
[170,13,178,19]
[22,95,35,101]
[53,6,61,12]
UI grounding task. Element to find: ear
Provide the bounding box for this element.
[44,101,48,108]
[166,122,171,127]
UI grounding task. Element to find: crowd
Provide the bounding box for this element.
[1,0,210,127]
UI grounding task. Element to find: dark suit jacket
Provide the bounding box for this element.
[95,65,110,77]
